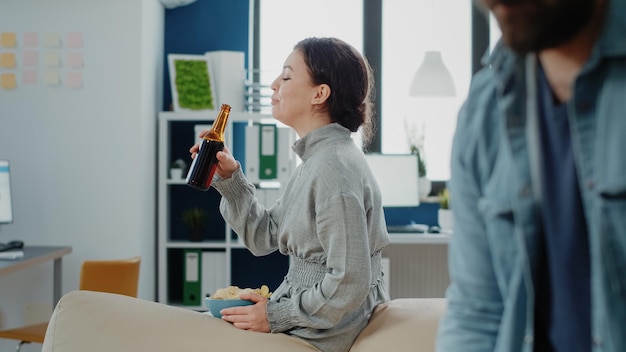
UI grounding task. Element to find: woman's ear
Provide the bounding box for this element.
[311,84,331,106]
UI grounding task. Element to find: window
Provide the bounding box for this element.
[254,0,363,113]
[381,0,472,180]
[254,0,474,180]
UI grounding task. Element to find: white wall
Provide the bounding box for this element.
[0,0,163,349]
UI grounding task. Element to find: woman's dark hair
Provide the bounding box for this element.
[294,37,376,145]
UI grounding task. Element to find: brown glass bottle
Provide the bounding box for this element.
[186,104,231,191]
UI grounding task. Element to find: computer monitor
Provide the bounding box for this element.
[0,160,14,224]
[363,154,419,207]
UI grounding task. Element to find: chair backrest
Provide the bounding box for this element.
[79,256,141,297]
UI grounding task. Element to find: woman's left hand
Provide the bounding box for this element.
[220,292,270,332]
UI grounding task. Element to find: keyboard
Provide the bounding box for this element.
[386,223,429,233]
[0,241,24,252]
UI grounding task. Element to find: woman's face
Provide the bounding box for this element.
[270,49,318,129]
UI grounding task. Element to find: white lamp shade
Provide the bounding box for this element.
[409,51,456,97]
[160,0,197,9]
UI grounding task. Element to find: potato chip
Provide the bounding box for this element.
[210,285,272,299]
[260,285,270,297]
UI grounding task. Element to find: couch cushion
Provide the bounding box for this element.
[350,298,446,352]
[43,291,319,352]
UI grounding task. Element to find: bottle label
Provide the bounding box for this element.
[186,140,224,191]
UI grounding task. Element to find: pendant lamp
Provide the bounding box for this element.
[409,51,456,97]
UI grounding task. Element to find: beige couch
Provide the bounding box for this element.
[42,290,446,352]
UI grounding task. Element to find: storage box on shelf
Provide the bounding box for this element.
[157,111,289,310]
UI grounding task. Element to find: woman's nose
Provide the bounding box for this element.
[270,75,280,91]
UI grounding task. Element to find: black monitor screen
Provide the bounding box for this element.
[0,160,14,224]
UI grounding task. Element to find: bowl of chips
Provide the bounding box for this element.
[206,298,254,318]
[206,285,272,318]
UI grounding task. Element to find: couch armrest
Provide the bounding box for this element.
[350,298,447,352]
[43,290,318,352]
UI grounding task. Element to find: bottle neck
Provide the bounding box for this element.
[205,104,231,142]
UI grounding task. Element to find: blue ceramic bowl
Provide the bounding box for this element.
[205,298,254,318]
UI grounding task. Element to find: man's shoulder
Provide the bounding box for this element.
[455,67,501,142]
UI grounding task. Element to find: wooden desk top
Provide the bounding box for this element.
[0,246,72,276]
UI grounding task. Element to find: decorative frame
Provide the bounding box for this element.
[168,54,217,111]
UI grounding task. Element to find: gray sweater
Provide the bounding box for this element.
[213,123,390,352]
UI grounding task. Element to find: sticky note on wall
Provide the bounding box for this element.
[1,74,17,89]
[23,70,37,85]
[24,32,38,48]
[0,53,16,68]
[23,51,38,66]
[45,33,61,48]
[1,33,17,47]
[43,70,60,85]
[66,52,83,68]
[65,71,82,89]
[44,52,61,67]
[67,32,83,49]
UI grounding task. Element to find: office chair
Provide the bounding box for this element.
[0,256,141,352]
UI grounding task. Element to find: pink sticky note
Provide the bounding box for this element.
[23,70,38,85]
[24,32,38,47]
[67,32,83,49]
[65,71,83,89]
[66,52,83,68]
[23,51,38,66]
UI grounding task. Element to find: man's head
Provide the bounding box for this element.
[478,0,598,54]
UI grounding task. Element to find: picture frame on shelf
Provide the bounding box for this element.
[168,54,217,112]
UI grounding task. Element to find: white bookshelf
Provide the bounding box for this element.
[156,111,288,310]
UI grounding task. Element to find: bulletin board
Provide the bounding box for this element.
[0,30,84,90]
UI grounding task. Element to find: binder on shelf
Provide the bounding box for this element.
[183,249,202,306]
[259,124,277,180]
[201,251,228,299]
[244,123,295,186]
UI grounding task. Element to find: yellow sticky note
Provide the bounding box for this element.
[1,33,17,48]
[44,52,60,67]
[45,33,61,48]
[0,53,16,68]
[43,70,60,85]
[1,74,17,89]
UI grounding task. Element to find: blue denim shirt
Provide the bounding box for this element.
[436,1,626,351]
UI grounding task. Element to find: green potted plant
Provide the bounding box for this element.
[170,158,187,179]
[174,58,214,110]
[181,207,207,242]
[410,145,427,178]
[437,188,453,233]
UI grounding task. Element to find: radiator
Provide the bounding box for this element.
[382,243,450,299]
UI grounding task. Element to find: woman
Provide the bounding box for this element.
[191,37,390,352]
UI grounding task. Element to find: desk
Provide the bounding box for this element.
[388,232,450,244]
[0,246,72,305]
[384,233,450,299]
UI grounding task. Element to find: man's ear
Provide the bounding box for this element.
[311,84,331,105]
